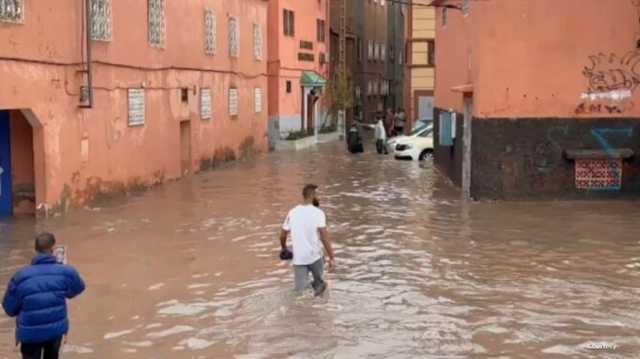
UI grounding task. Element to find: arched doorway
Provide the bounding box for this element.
[0,109,41,216]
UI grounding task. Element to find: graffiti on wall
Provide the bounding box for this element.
[575,51,640,114]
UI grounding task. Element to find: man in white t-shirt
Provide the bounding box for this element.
[280,184,335,296]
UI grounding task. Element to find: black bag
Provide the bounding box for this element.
[279,248,293,260]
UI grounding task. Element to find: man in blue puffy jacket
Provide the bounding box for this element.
[2,232,85,359]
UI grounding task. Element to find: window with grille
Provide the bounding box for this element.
[229,88,239,116]
[204,9,216,55]
[368,41,373,60]
[0,0,23,23]
[381,45,386,62]
[427,40,435,66]
[462,0,471,16]
[229,16,239,58]
[254,88,262,113]
[283,9,295,36]
[148,0,165,48]
[442,7,448,28]
[254,23,263,61]
[317,19,325,42]
[128,89,145,126]
[201,88,212,120]
[439,112,454,146]
[90,0,112,41]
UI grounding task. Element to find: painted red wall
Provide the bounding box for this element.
[436,0,640,119]
[268,0,329,118]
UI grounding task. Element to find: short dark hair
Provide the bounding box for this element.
[35,232,56,253]
[302,184,318,200]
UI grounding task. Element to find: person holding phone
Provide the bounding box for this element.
[2,232,85,359]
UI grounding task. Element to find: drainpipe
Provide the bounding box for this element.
[80,0,94,108]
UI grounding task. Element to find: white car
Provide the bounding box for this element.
[387,123,434,161]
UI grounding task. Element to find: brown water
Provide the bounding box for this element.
[0,142,639,359]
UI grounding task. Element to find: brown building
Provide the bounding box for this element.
[432,0,640,199]
[330,0,389,125]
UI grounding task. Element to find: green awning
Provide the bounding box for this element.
[301,71,327,87]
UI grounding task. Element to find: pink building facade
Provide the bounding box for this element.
[0,0,269,216]
[267,0,329,144]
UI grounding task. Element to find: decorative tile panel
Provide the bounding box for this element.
[575,159,623,190]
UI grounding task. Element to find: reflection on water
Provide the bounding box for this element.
[1,143,639,358]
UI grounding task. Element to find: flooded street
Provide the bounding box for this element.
[0,142,639,358]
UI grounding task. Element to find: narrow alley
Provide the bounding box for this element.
[1,143,638,358]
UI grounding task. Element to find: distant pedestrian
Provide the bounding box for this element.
[382,113,394,138]
[279,184,335,296]
[2,232,85,359]
[375,117,388,155]
[396,108,406,135]
[386,109,396,137]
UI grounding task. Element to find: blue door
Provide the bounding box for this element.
[0,111,12,216]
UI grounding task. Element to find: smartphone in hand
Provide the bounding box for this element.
[53,246,68,264]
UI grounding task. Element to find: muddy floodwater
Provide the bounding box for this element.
[0,142,639,358]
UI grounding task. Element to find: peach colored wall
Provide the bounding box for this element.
[434,2,471,113]
[0,0,268,214]
[268,0,329,119]
[436,0,640,118]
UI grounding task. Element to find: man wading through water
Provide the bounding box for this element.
[280,184,335,296]
[2,232,85,359]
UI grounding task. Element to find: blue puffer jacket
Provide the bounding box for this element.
[2,254,85,344]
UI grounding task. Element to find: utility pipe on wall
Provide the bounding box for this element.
[81,0,94,108]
